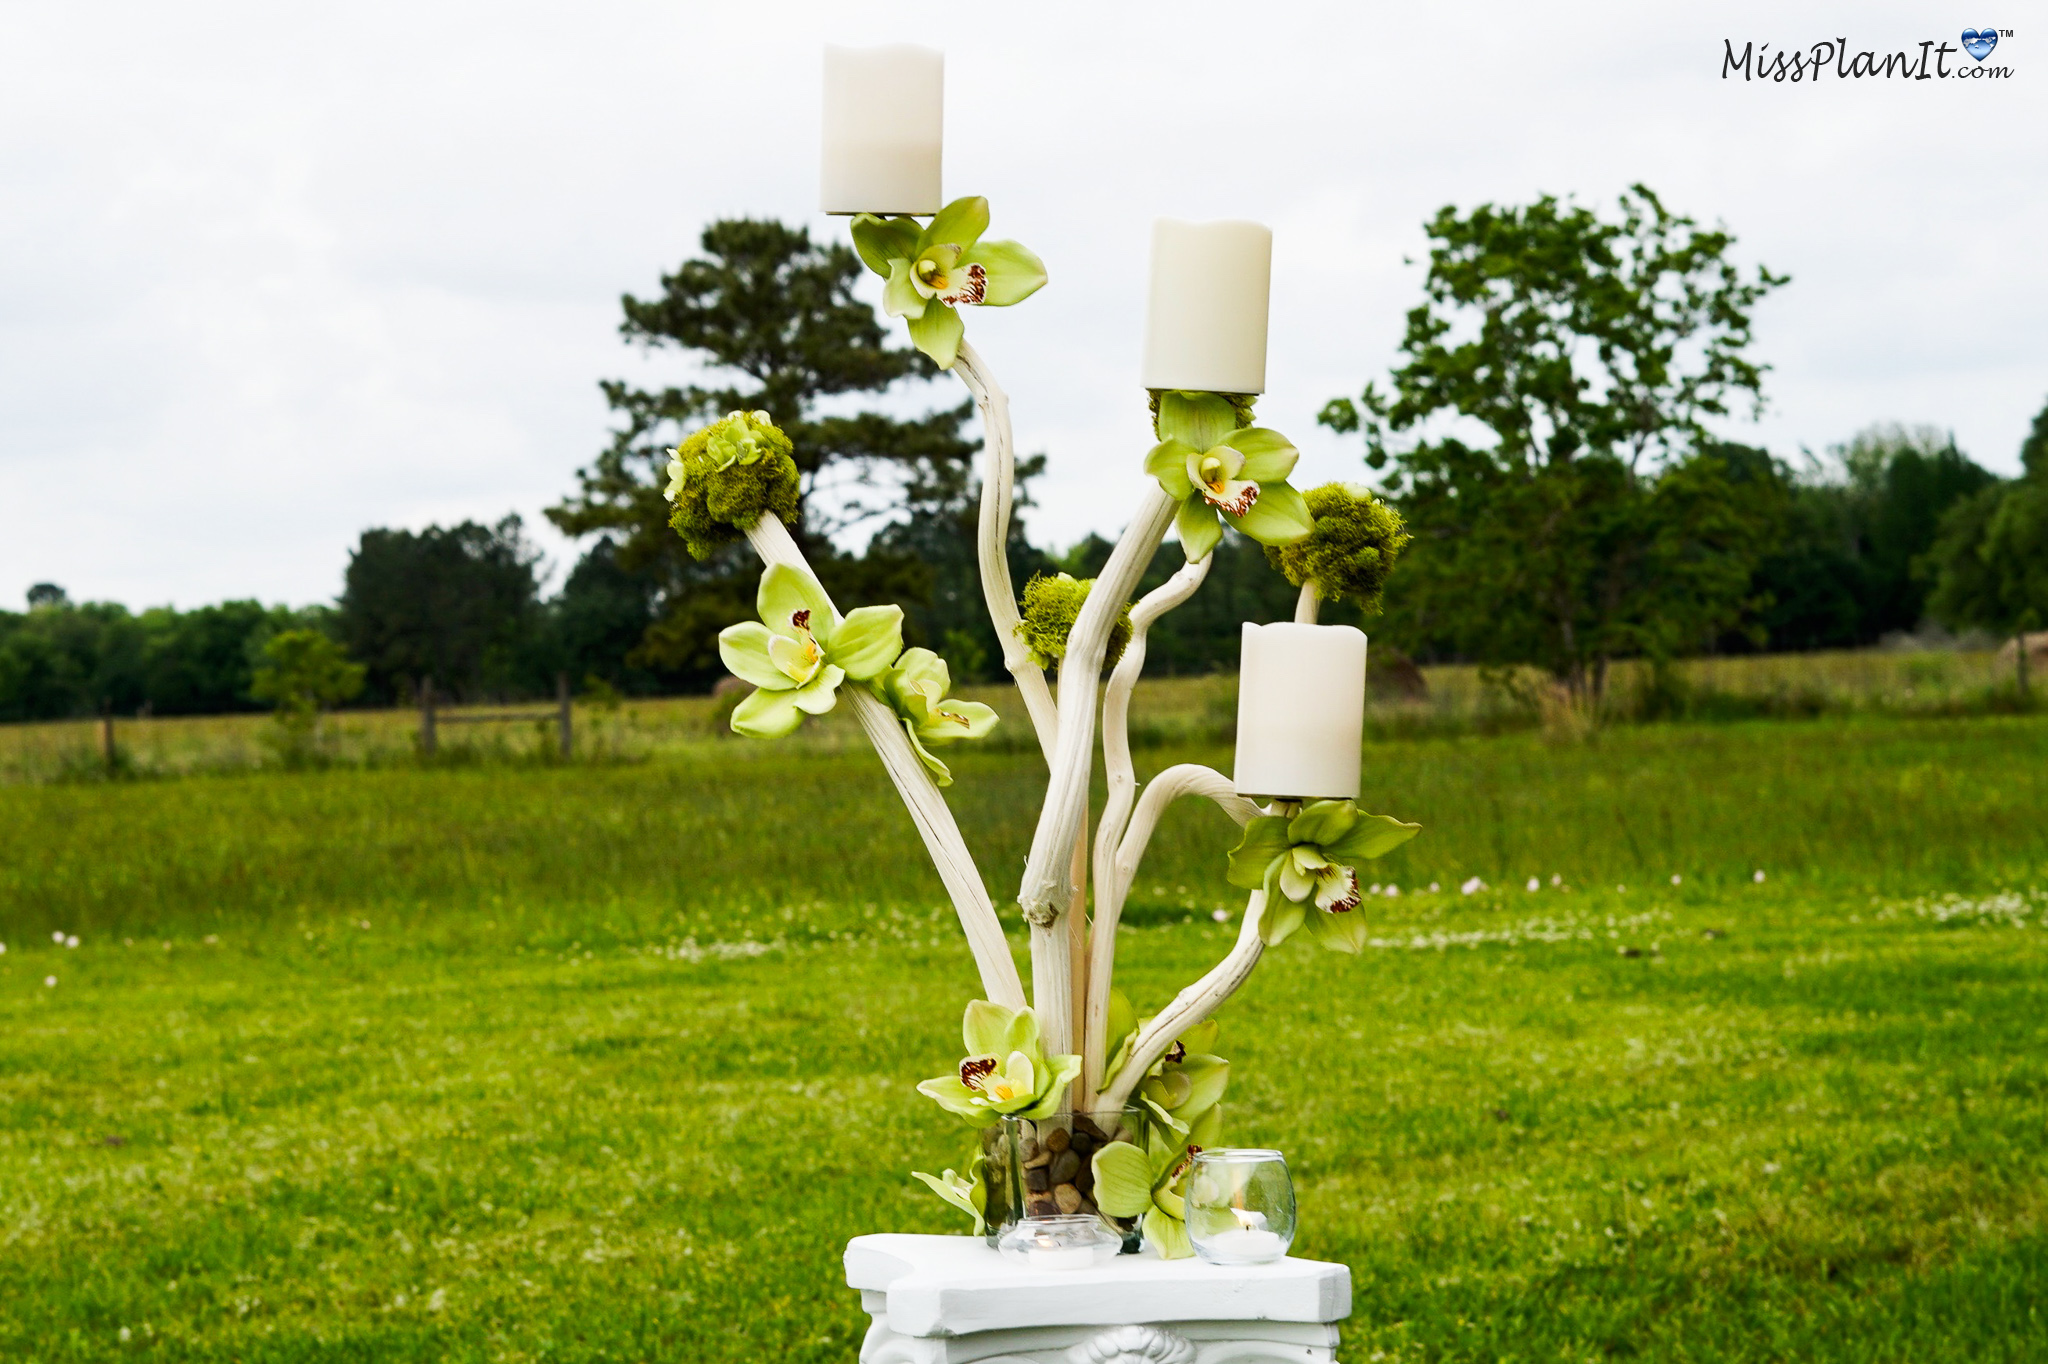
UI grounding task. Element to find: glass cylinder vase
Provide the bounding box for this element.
[979,1107,1146,1252]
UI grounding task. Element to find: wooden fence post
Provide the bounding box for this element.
[556,672,573,759]
[420,677,437,757]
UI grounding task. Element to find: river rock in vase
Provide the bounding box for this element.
[979,1109,1145,1251]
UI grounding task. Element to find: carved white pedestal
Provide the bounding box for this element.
[846,1233,1349,1363]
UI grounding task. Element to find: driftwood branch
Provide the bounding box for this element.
[953,340,1059,763]
[742,514,1025,1011]
[1097,890,1268,1115]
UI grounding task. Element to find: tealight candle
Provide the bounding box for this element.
[1026,1238,1097,1271]
[1141,219,1272,395]
[1232,622,1367,800]
[820,44,944,216]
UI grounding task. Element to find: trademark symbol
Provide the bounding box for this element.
[2000,29,2014,37]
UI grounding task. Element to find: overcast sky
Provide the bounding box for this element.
[3,1,2042,610]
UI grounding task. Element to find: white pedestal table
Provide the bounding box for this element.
[845,1233,1350,1363]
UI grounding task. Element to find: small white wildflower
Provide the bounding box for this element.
[1762,1162,1779,1175]
[1210,908,1229,923]
[65,935,79,949]
[0,942,7,954]
[1617,884,1627,893]
[1384,884,1400,897]
[1370,884,1382,895]
[1551,874,1561,886]
[1526,877,1540,892]
[53,931,65,944]
[1429,881,1441,893]
[1753,869,1766,883]
[44,976,57,987]
[1670,874,1682,886]
[1460,877,1486,895]
[119,1328,131,1342]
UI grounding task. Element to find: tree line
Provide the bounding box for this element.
[5,197,2043,724]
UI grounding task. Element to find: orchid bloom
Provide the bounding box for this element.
[917,1001,1082,1124]
[716,564,904,739]
[1226,799,1421,951]
[873,647,998,786]
[850,196,1047,369]
[1143,392,1314,562]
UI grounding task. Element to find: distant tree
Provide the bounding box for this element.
[547,537,666,694]
[250,629,366,755]
[26,583,68,610]
[1926,395,2048,696]
[549,218,980,686]
[1321,185,1788,699]
[337,516,543,703]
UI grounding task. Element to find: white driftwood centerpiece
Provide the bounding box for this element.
[679,42,1418,1273]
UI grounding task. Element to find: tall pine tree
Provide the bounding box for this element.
[549,218,980,683]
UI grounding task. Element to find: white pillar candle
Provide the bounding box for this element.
[820,45,944,216]
[1233,622,1367,801]
[1141,219,1272,395]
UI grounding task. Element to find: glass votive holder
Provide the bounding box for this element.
[996,1214,1123,1271]
[1186,1149,1296,1265]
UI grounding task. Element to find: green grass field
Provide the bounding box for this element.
[3,714,2046,1360]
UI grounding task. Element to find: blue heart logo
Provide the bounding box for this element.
[1961,27,1998,60]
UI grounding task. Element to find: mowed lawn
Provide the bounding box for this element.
[2,716,2045,1362]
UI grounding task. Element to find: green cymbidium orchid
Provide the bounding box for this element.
[716,564,904,740]
[850,196,1047,369]
[1089,994,1228,1259]
[1227,800,1422,951]
[1091,1116,1212,1260]
[917,1000,1083,1124]
[1144,392,1314,562]
[1101,992,1230,1140]
[873,647,998,787]
[910,1156,986,1236]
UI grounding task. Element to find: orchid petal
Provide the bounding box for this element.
[959,239,1046,306]
[1155,391,1241,452]
[916,1075,991,1122]
[757,564,837,643]
[729,686,803,740]
[852,214,921,278]
[906,302,965,369]
[1091,1140,1155,1218]
[828,604,905,680]
[962,1000,1018,1058]
[902,718,953,785]
[1145,440,1199,500]
[1258,894,1307,946]
[919,196,990,255]
[1225,816,1292,890]
[716,621,787,691]
[787,665,844,715]
[1174,496,1223,562]
[1144,1207,1194,1259]
[883,258,928,319]
[1278,861,1315,903]
[1225,480,1314,546]
[1289,799,1359,848]
[1325,811,1423,861]
[1216,428,1300,484]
